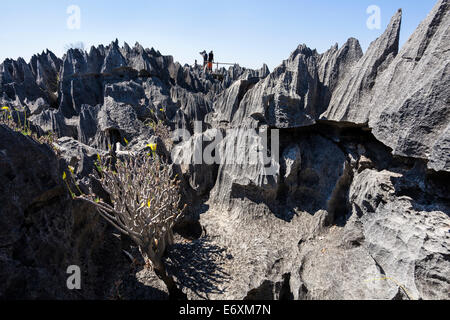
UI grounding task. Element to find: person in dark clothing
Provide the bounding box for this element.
[199,50,208,68]
[208,51,214,63]
[207,51,214,72]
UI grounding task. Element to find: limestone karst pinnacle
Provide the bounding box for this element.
[0,0,448,300]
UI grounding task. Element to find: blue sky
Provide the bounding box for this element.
[0,0,437,70]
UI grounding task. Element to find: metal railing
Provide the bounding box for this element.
[213,62,237,70]
[197,61,237,69]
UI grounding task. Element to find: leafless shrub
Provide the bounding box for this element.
[76,151,185,290]
[145,119,173,148]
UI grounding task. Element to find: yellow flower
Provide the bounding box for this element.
[147,143,157,152]
[97,153,101,162]
[124,138,129,145]
[159,108,164,112]
[68,166,75,174]
[1,106,9,111]
[62,172,67,180]
[147,199,152,208]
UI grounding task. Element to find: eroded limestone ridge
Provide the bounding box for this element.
[0,0,448,300]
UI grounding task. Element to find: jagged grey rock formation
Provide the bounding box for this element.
[368,0,450,172]
[316,38,363,109]
[0,125,168,299]
[323,1,450,172]
[323,9,403,123]
[172,129,221,198]
[1,38,265,149]
[0,0,448,301]
[207,37,362,130]
[172,123,449,300]
[232,45,321,128]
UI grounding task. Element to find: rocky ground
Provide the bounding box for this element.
[0,0,448,300]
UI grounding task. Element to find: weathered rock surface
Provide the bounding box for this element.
[316,38,363,109]
[368,0,450,172]
[323,9,403,123]
[0,125,169,299]
[1,39,267,151]
[207,37,362,130]
[324,1,450,172]
[172,129,221,198]
[349,168,450,300]
[234,45,321,128]
[172,125,449,300]
[0,0,448,301]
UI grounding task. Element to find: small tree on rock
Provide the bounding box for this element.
[77,149,184,291]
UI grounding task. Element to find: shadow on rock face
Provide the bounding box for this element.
[108,269,169,300]
[164,238,231,299]
[173,203,209,240]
